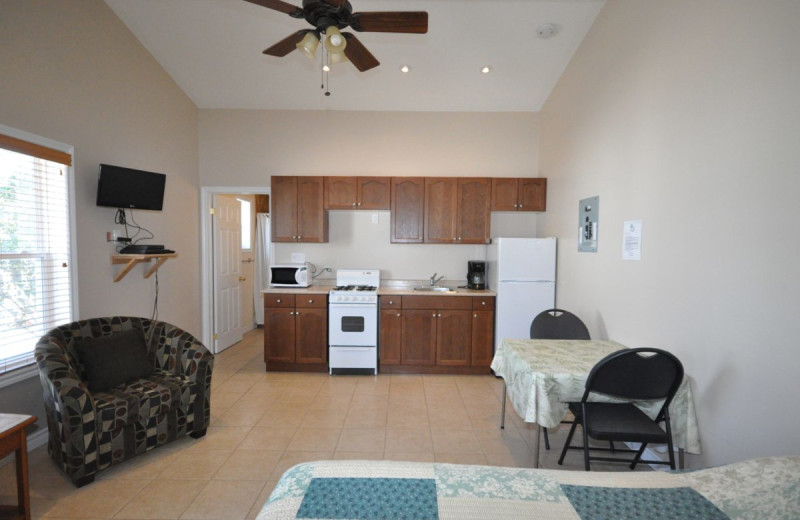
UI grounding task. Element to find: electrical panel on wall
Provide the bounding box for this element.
[578,196,599,253]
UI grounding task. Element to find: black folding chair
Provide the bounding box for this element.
[558,348,684,471]
[529,309,590,450]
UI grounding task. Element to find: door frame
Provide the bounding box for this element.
[200,185,270,353]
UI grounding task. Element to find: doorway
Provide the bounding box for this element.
[200,187,270,354]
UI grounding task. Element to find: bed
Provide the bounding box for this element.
[256,456,799,520]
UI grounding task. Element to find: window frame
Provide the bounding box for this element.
[0,123,79,387]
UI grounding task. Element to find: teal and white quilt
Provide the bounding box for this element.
[256,456,799,520]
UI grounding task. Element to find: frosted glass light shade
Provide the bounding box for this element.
[296,32,319,59]
[324,26,347,54]
[329,50,349,64]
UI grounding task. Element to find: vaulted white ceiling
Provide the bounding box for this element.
[105,0,604,112]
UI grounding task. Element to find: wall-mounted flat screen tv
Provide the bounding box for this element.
[96,164,166,210]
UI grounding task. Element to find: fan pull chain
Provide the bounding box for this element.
[323,47,331,96]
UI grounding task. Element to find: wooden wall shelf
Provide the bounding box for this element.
[111,253,177,282]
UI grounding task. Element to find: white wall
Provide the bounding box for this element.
[0,0,200,333]
[540,0,800,466]
[199,110,543,281]
[0,0,200,427]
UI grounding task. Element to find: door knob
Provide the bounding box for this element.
[238,276,246,282]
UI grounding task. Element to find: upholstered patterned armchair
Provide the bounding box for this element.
[34,317,213,487]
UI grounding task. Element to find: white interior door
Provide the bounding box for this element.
[214,194,245,352]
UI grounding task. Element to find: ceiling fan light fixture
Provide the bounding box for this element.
[324,26,347,54]
[329,49,349,64]
[296,31,319,59]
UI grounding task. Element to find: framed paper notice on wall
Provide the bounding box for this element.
[578,196,599,253]
[622,220,642,260]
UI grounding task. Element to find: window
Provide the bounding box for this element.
[0,128,75,376]
[238,198,251,250]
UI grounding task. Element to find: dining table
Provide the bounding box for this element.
[490,338,701,469]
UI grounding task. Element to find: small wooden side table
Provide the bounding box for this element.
[0,414,36,520]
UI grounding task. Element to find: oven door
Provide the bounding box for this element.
[328,303,377,347]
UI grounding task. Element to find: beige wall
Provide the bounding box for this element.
[0,1,200,423]
[199,110,543,281]
[540,0,800,466]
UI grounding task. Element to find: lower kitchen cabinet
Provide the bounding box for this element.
[436,310,473,366]
[379,294,494,374]
[401,310,438,365]
[264,293,328,372]
[471,309,494,366]
[379,297,402,365]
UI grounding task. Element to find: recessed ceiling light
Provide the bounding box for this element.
[536,23,558,39]
[400,65,411,73]
[481,66,492,74]
[322,64,330,72]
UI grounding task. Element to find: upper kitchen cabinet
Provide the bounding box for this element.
[391,177,425,243]
[424,178,458,243]
[491,178,547,212]
[271,176,328,243]
[325,177,390,210]
[425,177,491,244]
[456,178,492,243]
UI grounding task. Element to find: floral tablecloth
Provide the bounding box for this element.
[490,339,701,454]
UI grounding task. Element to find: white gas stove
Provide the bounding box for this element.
[328,269,380,374]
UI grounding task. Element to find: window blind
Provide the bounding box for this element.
[0,134,73,375]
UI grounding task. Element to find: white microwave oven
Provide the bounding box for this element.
[269,264,309,287]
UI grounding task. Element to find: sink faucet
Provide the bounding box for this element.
[429,273,445,286]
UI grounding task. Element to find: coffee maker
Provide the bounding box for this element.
[467,261,486,290]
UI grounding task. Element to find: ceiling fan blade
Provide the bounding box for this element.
[263,30,310,57]
[349,12,428,33]
[342,33,380,72]
[243,0,305,18]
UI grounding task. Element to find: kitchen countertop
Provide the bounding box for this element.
[262,285,495,297]
[262,285,335,295]
[378,287,496,296]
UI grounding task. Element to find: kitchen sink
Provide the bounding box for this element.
[413,286,454,292]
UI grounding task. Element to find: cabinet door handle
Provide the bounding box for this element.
[276,299,281,303]
[297,236,302,240]
[352,202,357,206]
[437,313,442,317]
[432,313,436,317]
[481,301,486,305]
[308,299,314,303]
[396,313,401,317]
[474,314,477,318]
[295,311,300,315]
[357,202,362,206]
[457,237,462,241]
[389,300,394,305]
[289,311,294,315]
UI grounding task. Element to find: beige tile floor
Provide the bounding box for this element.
[0,328,648,520]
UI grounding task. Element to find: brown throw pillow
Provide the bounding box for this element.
[74,328,153,392]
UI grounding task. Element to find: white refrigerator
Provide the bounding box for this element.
[487,237,557,353]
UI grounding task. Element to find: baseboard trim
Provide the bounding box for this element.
[0,428,48,468]
[28,427,49,451]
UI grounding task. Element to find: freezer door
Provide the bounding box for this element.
[494,280,556,352]
[495,237,556,282]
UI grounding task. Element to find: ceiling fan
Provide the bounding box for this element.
[244,0,428,72]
